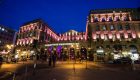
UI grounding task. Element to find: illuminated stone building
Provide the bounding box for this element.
[0,25,15,54]
[16,8,140,61]
[45,30,87,59]
[86,8,140,61]
[16,19,59,57]
[16,19,87,59]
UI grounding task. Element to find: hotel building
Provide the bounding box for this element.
[15,19,59,58]
[86,8,140,61]
[16,8,140,61]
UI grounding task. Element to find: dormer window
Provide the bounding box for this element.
[124,17,129,21]
[109,17,113,22]
[94,18,99,22]
[102,18,106,22]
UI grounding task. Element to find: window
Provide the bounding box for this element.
[128,33,132,38]
[120,33,124,39]
[125,24,130,30]
[118,25,123,31]
[103,25,107,31]
[30,33,33,37]
[96,34,99,39]
[94,17,99,22]
[102,18,106,22]
[124,17,129,21]
[110,25,115,31]
[116,17,120,21]
[109,17,113,22]
[105,34,108,40]
[96,25,100,31]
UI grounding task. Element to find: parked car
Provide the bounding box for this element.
[120,57,132,64]
[113,59,121,64]
[134,60,140,64]
[108,60,114,64]
[113,57,132,64]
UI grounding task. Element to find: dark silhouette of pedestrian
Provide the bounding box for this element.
[37,54,39,60]
[52,51,57,67]
[0,55,3,69]
[48,54,52,66]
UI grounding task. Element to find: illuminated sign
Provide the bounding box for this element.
[45,43,79,46]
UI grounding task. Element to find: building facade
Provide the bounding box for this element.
[15,8,140,62]
[15,19,59,58]
[45,30,87,60]
[0,25,15,55]
[86,8,140,61]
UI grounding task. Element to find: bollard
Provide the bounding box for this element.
[25,65,28,80]
[33,63,36,75]
[73,59,75,73]
[12,72,16,80]
[86,59,87,69]
[132,60,136,71]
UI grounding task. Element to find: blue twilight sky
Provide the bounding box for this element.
[0,0,140,33]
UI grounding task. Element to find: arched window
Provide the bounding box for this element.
[102,18,106,22]
[96,34,100,39]
[110,25,115,31]
[103,25,107,31]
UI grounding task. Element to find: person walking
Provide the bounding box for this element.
[52,51,57,67]
[0,55,3,69]
[48,54,52,66]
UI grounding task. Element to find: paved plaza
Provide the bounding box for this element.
[0,61,140,80]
